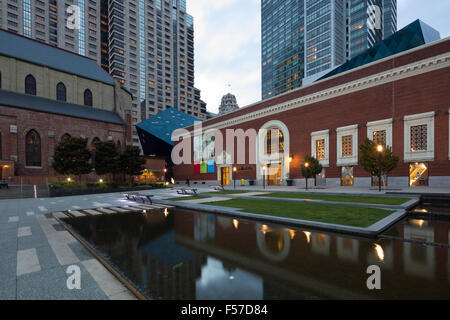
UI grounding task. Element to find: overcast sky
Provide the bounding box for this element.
[188,0,450,114]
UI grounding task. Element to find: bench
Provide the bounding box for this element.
[123,193,154,204]
[212,185,225,191]
[176,188,198,196]
[0,180,8,189]
[123,192,139,201]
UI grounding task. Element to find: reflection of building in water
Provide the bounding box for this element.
[256,224,291,262]
[139,228,207,299]
[194,215,216,244]
[311,233,331,256]
[403,223,435,279]
[173,211,450,299]
[337,238,359,263]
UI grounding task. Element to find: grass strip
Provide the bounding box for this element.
[257,193,411,206]
[202,198,393,228]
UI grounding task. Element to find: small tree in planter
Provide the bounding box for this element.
[93,140,121,183]
[53,137,92,182]
[360,138,399,187]
[119,146,146,186]
[301,155,323,187]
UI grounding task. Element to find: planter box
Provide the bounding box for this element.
[49,186,166,198]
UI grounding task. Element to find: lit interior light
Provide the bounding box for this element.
[374,244,385,262]
[303,231,311,244]
[164,208,169,217]
[232,219,239,230]
[289,230,296,240]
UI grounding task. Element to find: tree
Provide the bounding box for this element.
[53,137,92,180]
[119,146,146,185]
[301,155,323,186]
[93,141,121,178]
[360,138,399,185]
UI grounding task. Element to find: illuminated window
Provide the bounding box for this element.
[373,130,387,146]
[342,135,353,158]
[410,125,427,151]
[316,139,326,160]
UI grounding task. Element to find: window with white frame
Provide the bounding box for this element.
[311,130,329,167]
[337,125,358,166]
[367,119,393,148]
[404,112,434,162]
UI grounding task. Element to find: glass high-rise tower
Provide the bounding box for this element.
[261,0,397,100]
[0,0,211,147]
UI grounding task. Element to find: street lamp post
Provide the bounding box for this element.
[233,167,237,190]
[305,162,310,191]
[377,145,383,192]
[262,166,266,190]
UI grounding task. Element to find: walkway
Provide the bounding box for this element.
[0,193,138,300]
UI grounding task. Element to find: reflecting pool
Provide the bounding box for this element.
[63,208,450,300]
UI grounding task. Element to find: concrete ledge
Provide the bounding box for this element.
[155,199,408,238]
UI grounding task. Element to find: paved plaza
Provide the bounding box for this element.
[1,184,449,300]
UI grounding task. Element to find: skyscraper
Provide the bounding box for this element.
[0,0,211,147]
[261,0,397,100]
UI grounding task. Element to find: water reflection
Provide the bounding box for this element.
[64,209,450,300]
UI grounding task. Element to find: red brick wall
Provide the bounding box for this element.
[174,50,450,183]
[0,105,126,182]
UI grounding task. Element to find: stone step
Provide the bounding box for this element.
[83,209,103,216]
[95,208,116,214]
[68,210,85,218]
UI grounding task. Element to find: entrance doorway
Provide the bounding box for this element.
[409,163,429,187]
[267,163,282,186]
[220,167,230,186]
[341,167,354,187]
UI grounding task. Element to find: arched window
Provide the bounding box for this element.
[91,137,101,150]
[84,89,93,106]
[61,133,71,143]
[117,140,122,153]
[266,128,285,155]
[56,82,67,102]
[25,75,37,95]
[26,130,41,167]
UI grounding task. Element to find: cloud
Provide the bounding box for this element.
[188,0,261,113]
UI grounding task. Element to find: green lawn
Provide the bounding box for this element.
[167,195,210,202]
[202,198,393,228]
[257,193,412,206]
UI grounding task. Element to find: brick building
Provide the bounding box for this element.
[0,29,132,184]
[173,21,450,188]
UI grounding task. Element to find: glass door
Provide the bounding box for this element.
[221,167,230,186]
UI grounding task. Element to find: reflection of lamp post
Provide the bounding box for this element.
[377,145,383,192]
[305,162,310,191]
[262,166,267,190]
[163,168,167,182]
[233,167,237,190]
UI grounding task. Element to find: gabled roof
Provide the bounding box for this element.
[0,89,124,125]
[318,20,441,81]
[0,29,115,85]
[136,108,198,146]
